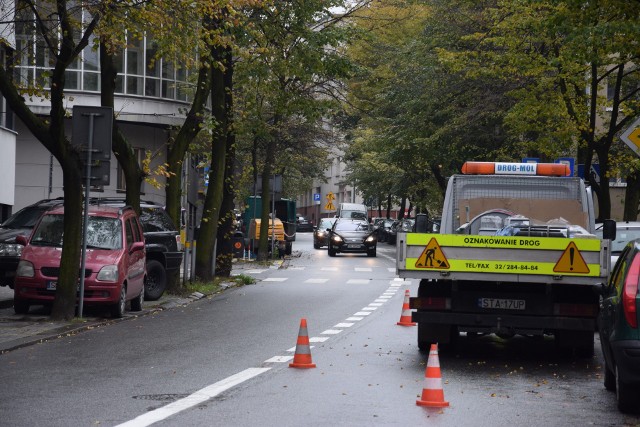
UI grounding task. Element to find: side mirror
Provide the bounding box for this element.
[130,241,145,253]
[16,235,29,246]
[602,219,616,240]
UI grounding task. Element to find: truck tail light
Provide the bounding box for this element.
[553,303,598,317]
[410,297,450,310]
[622,255,640,328]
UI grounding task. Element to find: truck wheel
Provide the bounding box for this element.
[145,260,167,301]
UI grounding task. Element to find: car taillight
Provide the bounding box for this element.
[623,255,640,328]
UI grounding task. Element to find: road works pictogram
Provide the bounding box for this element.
[553,241,590,274]
[415,238,450,269]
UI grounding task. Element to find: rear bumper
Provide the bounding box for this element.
[411,310,596,332]
[611,340,640,386]
[164,251,184,271]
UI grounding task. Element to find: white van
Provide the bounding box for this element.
[337,203,368,220]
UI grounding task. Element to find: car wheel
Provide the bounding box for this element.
[367,247,376,257]
[111,286,126,318]
[604,361,616,391]
[616,365,635,412]
[14,297,29,315]
[131,287,144,312]
[328,247,336,257]
[145,260,167,301]
[314,242,320,249]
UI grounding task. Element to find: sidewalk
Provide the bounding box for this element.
[0,258,284,354]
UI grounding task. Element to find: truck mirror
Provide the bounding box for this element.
[602,219,616,240]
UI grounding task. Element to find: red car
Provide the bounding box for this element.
[13,205,146,318]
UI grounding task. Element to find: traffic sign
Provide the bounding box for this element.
[325,202,335,210]
[326,192,335,201]
[621,117,640,157]
[313,193,321,205]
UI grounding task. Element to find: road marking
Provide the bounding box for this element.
[354,311,372,316]
[321,267,338,271]
[115,368,270,427]
[347,279,370,284]
[387,268,395,272]
[310,336,330,342]
[305,278,329,283]
[374,299,388,302]
[369,303,384,307]
[346,316,363,321]
[264,355,293,363]
[245,269,267,274]
[362,307,378,311]
[355,267,372,272]
[321,329,342,335]
[262,278,288,282]
[334,323,354,328]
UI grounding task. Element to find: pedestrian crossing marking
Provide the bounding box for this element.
[415,237,450,269]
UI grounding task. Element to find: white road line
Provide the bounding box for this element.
[245,269,268,274]
[387,268,395,272]
[362,307,378,311]
[334,323,354,328]
[309,336,330,342]
[355,267,372,272]
[321,329,342,335]
[353,311,372,316]
[346,279,369,284]
[115,368,270,427]
[262,278,288,282]
[369,303,384,307]
[345,316,363,321]
[374,299,388,302]
[305,278,329,283]
[264,355,293,363]
[321,267,338,271]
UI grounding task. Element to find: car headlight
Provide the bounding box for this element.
[317,231,326,236]
[332,235,343,243]
[365,235,376,243]
[0,243,24,257]
[97,265,118,282]
[16,260,34,278]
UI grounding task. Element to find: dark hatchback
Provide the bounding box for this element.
[0,198,64,289]
[327,218,376,257]
[598,239,640,413]
[313,217,336,249]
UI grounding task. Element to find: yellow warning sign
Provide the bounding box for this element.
[553,242,590,274]
[415,238,450,269]
[325,202,335,210]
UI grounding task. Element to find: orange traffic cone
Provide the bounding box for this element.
[416,343,449,407]
[397,289,416,326]
[289,318,316,369]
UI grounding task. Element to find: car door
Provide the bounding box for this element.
[125,216,146,297]
[600,244,633,360]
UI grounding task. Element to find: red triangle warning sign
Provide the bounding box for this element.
[553,242,590,274]
[415,238,450,269]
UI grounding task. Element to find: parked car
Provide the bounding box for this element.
[313,217,337,249]
[596,221,640,266]
[296,216,314,232]
[0,198,64,289]
[376,219,395,243]
[327,218,376,257]
[93,199,183,300]
[387,218,415,245]
[13,205,146,318]
[598,239,640,412]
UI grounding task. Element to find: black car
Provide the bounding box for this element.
[296,216,314,232]
[313,217,336,249]
[327,218,376,257]
[387,218,415,245]
[376,219,395,243]
[0,198,64,289]
[92,199,183,300]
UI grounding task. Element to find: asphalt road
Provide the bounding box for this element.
[1,232,639,426]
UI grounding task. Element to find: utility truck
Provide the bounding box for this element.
[396,161,616,355]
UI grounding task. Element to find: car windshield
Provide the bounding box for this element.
[140,207,176,233]
[1,206,51,229]
[319,219,335,229]
[335,221,370,232]
[31,215,122,249]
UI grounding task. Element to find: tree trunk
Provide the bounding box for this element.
[623,171,640,221]
[195,48,228,281]
[257,145,275,261]
[216,46,236,277]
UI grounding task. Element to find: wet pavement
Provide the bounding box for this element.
[0,258,283,354]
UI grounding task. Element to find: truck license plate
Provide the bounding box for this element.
[478,298,525,310]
